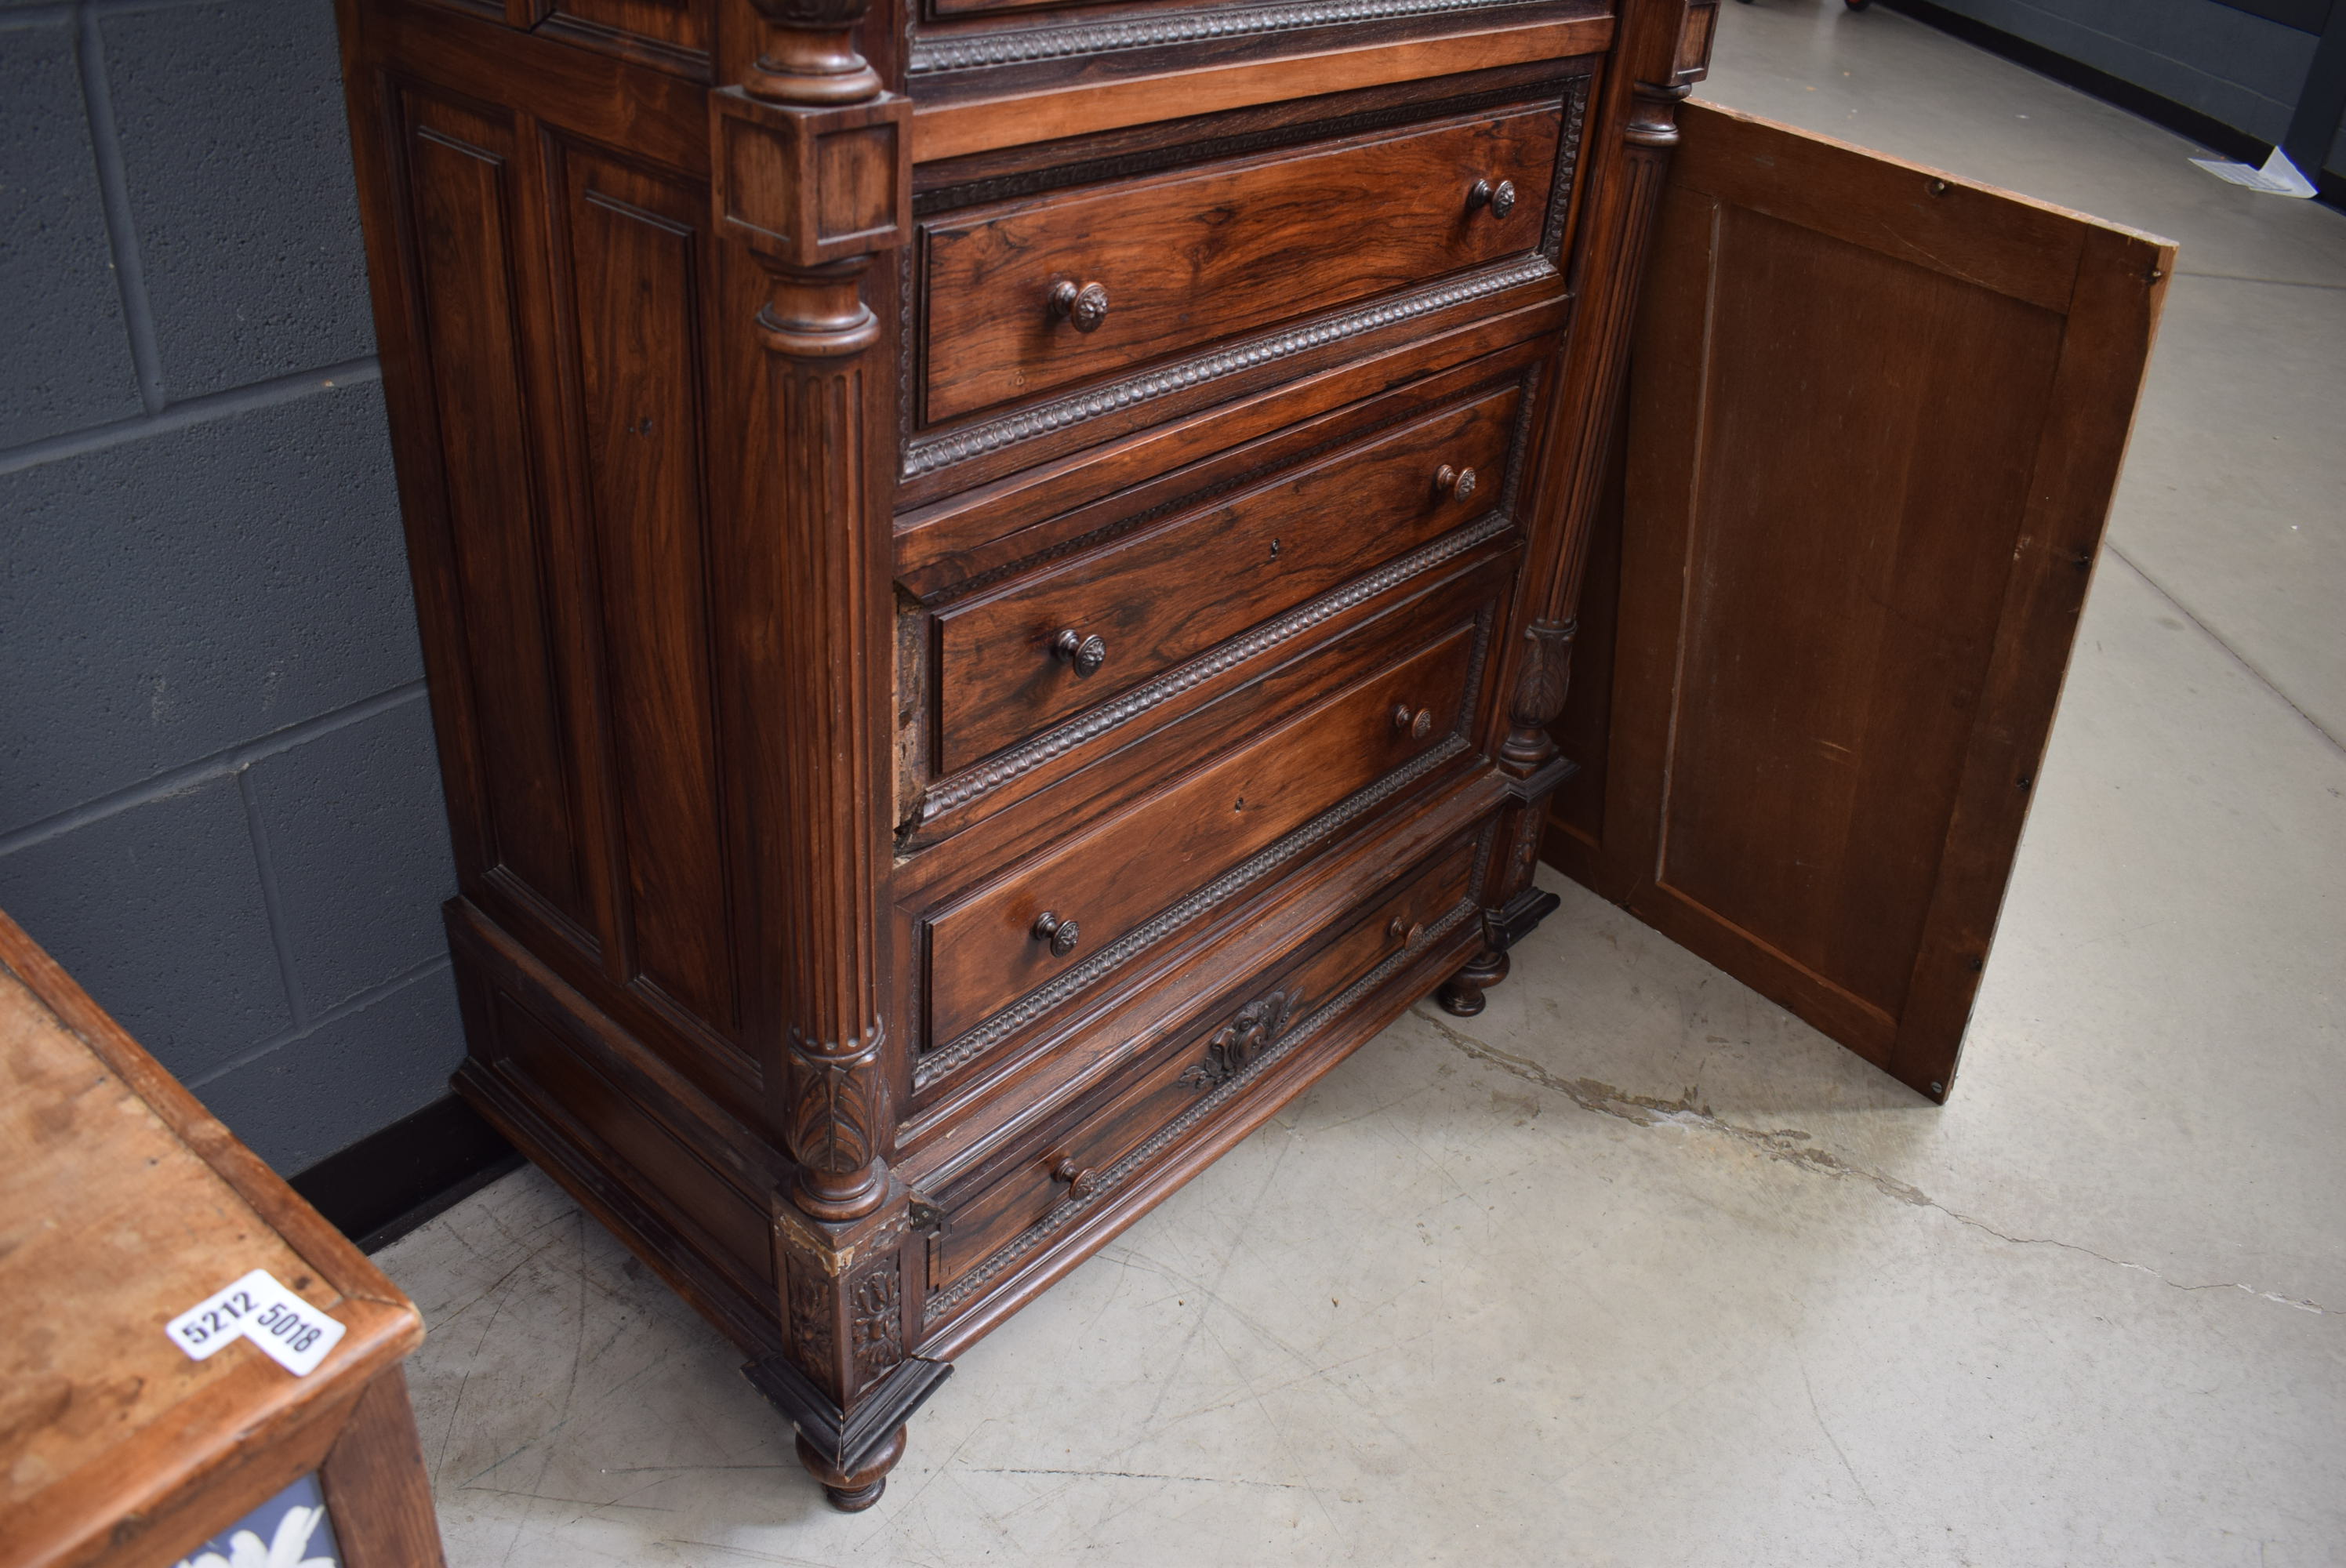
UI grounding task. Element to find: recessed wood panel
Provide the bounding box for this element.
[402,93,586,924]
[550,0,707,54]
[1653,201,2064,1020]
[558,148,739,1040]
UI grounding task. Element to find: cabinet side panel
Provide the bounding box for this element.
[558,145,742,1041]
[398,91,589,925]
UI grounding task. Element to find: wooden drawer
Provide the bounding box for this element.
[928,827,1480,1295]
[919,103,1560,425]
[934,379,1521,773]
[924,607,1480,1049]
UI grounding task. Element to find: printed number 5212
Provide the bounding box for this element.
[173,1289,256,1349]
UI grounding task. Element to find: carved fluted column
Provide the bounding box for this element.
[710,0,947,1508]
[1441,0,1719,1015]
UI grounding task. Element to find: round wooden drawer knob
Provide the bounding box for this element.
[1032,910,1081,957]
[1050,1155,1100,1199]
[1387,915,1426,946]
[1048,279,1112,332]
[1052,629,1108,676]
[1435,463,1479,502]
[1391,703,1434,739]
[1467,178,1518,220]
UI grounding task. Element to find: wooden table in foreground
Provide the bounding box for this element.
[0,910,446,1568]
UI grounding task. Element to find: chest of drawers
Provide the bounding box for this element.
[332,0,2169,1507]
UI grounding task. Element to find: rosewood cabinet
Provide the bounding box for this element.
[331,0,2169,1508]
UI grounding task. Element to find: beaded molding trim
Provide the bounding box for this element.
[903,255,1556,478]
[918,514,1513,826]
[927,890,1478,1315]
[915,74,1584,218]
[916,734,1467,1089]
[1538,76,1592,256]
[910,0,1537,74]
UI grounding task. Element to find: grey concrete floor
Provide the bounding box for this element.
[376,6,2346,1563]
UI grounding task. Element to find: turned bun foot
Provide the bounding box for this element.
[1436,976,1487,1015]
[797,1424,906,1512]
[1436,947,1510,1017]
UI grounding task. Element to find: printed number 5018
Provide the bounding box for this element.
[252,1299,327,1356]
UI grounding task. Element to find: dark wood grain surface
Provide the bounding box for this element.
[920,103,1560,420]
[932,381,1520,769]
[924,612,1483,1045]
[910,16,1615,158]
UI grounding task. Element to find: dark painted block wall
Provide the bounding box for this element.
[1904,0,2344,171]
[0,0,461,1174]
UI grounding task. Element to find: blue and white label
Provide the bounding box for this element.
[165,1268,346,1376]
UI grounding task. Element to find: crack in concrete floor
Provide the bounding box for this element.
[968,1468,1309,1490]
[1412,1005,2336,1318]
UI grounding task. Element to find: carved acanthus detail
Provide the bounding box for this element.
[1504,616,1579,769]
[781,1036,891,1209]
[754,343,890,1223]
